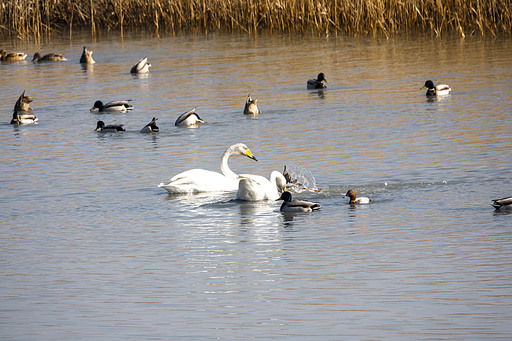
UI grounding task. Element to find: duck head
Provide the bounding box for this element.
[277,191,293,202]
[317,73,328,83]
[421,80,435,90]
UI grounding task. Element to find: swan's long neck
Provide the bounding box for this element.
[269,171,279,185]
[220,146,238,179]
[270,171,286,191]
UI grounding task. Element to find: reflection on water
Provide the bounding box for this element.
[1,32,512,340]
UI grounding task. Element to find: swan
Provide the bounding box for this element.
[236,171,287,201]
[79,46,96,65]
[421,80,451,97]
[277,191,321,212]
[492,196,512,210]
[1,50,27,61]
[90,100,133,112]
[158,143,258,194]
[32,52,67,62]
[307,73,328,89]
[140,117,159,133]
[95,121,125,133]
[345,189,371,204]
[130,57,151,74]
[175,107,204,126]
[243,94,261,116]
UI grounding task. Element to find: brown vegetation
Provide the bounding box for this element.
[1,0,511,40]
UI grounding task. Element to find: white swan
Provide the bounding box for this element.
[158,143,258,194]
[236,171,287,201]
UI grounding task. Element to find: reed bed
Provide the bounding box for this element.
[1,0,511,40]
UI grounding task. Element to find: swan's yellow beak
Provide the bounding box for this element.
[246,149,258,161]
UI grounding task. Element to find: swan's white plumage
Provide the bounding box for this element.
[158,143,257,194]
[236,171,287,201]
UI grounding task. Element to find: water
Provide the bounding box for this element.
[1,32,512,340]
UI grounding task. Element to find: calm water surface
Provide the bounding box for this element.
[1,32,511,340]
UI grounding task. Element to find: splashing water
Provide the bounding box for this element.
[283,165,320,192]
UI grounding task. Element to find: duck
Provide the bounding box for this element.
[236,171,287,201]
[10,111,38,125]
[307,73,328,89]
[130,57,151,74]
[32,52,68,62]
[421,80,451,97]
[95,121,125,133]
[140,117,159,133]
[345,189,372,204]
[0,50,27,61]
[79,46,96,64]
[282,165,321,193]
[174,107,204,127]
[491,196,512,210]
[243,94,261,116]
[13,90,33,112]
[277,191,321,212]
[158,143,258,194]
[90,100,133,112]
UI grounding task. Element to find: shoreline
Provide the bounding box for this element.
[1,0,511,41]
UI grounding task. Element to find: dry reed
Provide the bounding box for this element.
[1,0,511,40]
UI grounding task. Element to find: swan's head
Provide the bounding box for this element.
[230,143,258,161]
[277,191,293,202]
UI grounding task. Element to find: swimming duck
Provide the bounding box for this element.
[158,143,258,194]
[10,112,38,125]
[277,191,321,212]
[345,189,372,204]
[307,73,328,89]
[0,50,27,61]
[140,117,159,133]
[130,57,151,74]
[90,100,133,112]
[79,46,95,64]
[174,107,204,127]
[13,90,33,112]
[236,171,287,201]
[491,196,512,210]
[95,121,125,133]
[243,94,261,116]
[32,52,68,62]
[421,80,451,97]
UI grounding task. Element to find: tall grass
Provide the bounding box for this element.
[1,0,511,40]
